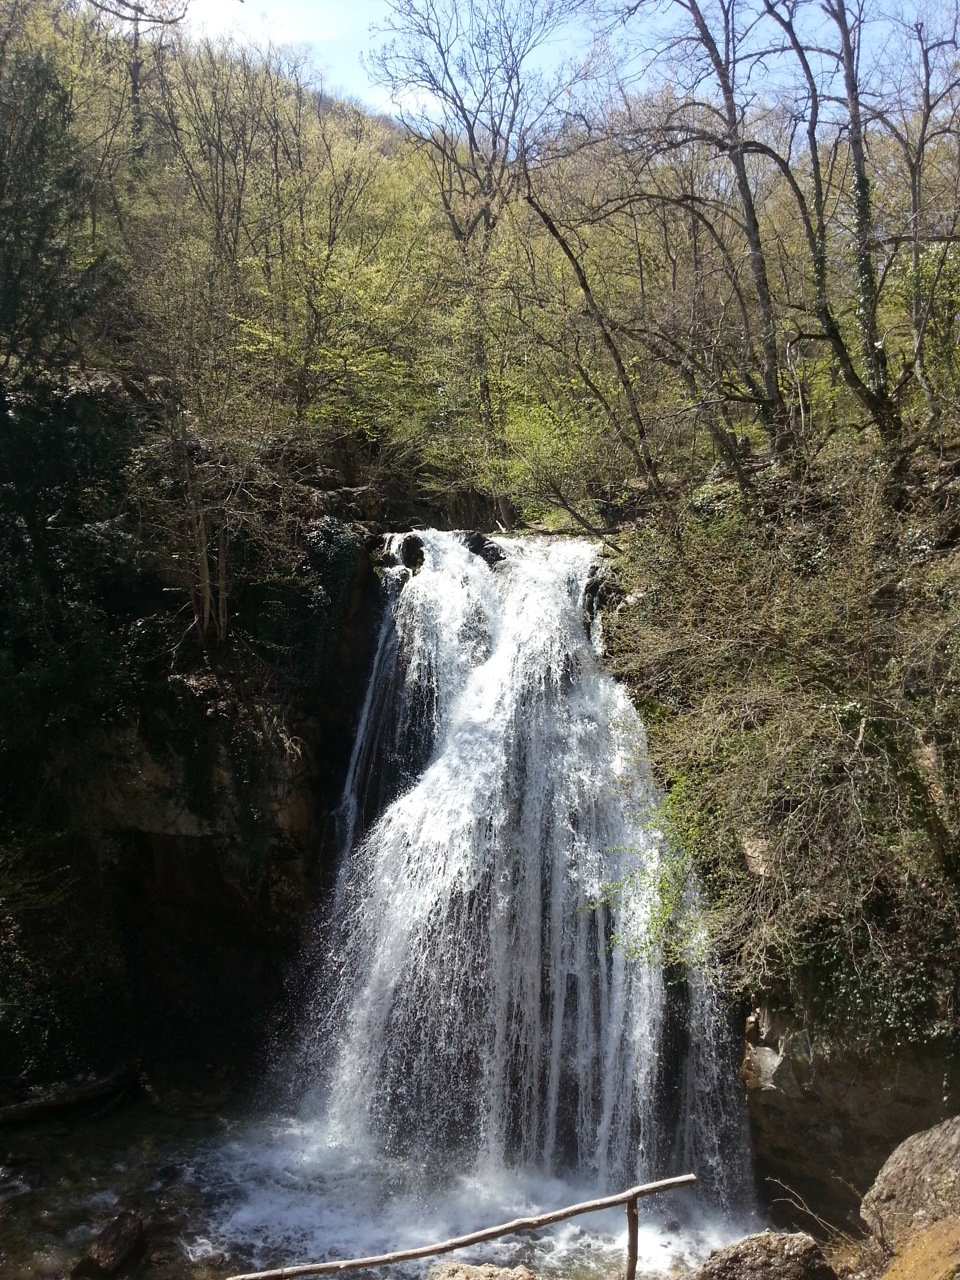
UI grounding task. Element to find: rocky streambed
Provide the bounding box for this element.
[0,1071,250,1279]
[4,1082,959,1280]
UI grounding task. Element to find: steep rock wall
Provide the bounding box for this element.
[742,1004,960,1226]
[102,524,381,1069]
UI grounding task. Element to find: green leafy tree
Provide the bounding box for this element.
[0,7,90,375]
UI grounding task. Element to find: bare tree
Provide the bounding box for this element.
[368,0,588,245]
[864,7,960,432]
[574,0,960,467]
[367,0,593,520]
[88,0,189,140]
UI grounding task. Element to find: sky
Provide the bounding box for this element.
[185,0,394,109]
[183,0,601,117]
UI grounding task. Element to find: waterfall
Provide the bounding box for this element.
[297,530,750,1197]
[193,530,754,1274]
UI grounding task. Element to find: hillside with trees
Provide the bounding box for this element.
[1,0,959,1085]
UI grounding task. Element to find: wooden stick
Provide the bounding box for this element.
[624,1196,639,1280]
[225,1174,697,1280]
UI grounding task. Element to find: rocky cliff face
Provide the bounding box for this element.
[741,1004,960,1226]
[100,523,381,1069]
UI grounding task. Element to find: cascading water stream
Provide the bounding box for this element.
[304,532,665,1181]
[189,531,755,1274]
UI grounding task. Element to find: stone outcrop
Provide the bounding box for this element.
[429,1265,537,1280]
[688,1231,838,1280]
[461,530,507,567]
[861,1115,960,1248]
[583,563,624,620]
[830,1115,960,1280]
[741,1006,960,1225]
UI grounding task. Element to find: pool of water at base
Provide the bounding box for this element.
[0,1081,755,1280]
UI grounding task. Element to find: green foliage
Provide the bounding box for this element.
[3,0,960,1074]
[0,377,142,835]
[0,24,92,370]
[607,456,960,1044]
[598,841,708,973]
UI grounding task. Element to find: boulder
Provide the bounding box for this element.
[396,532,425,571]
[461,530,507,567]
[428,1266,537,1280]
[741,1005,960,1225]
[689,1230,839,1280]
[861,1114,960,1248]
[71,1211,145,1278]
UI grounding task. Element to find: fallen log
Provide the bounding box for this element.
[0,1064,141,1127]
[226,1173,698,1280]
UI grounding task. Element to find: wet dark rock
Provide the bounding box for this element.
[71,1210,146,1278]
[147,1249,177,1266]
[582,563,624,620]
[152,1164,181,1189]
[191,1247,227,1268]
[583,566,603,621]
[63,512,384,1074]
[0,1065,140,1127]
[461,530,506,567]
[689,1230,839,1279]
[0,1166,40,1203]
[396,532,425,571]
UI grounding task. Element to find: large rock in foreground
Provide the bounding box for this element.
[429,1265,537,1280]
[879,1217,960,1280]
[861,1114,960,1247]
[689,1231,839,1280]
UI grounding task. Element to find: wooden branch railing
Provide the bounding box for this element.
[226,1173,697,1280]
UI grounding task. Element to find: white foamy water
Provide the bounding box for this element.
[189,532,757,1274]
[187,1114,744,1275]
